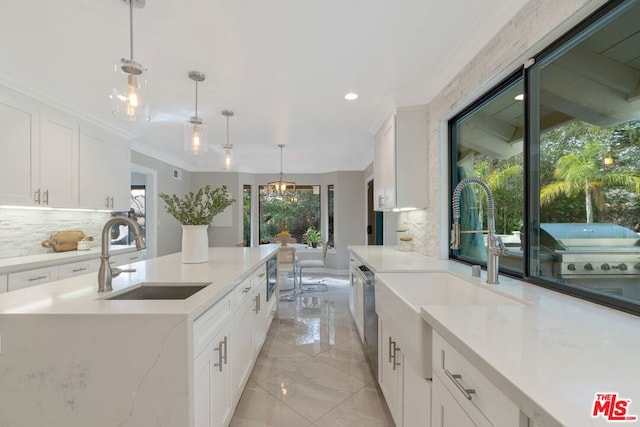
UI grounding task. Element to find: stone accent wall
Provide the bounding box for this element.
[0,209,111,259]
[400,0,607,257]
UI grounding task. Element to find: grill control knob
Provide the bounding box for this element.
[567,263,576,271]
[584,263,594,271]
[615,263,628,271]
[601,263,611,271]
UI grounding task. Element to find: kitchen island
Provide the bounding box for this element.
[0,246,278,427]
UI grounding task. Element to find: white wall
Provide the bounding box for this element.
[396,0,608,258]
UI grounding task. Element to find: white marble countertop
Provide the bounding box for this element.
[349,245,450,273]
[0,244,139,274]
[0,245,278,319]
[353,246,640,427]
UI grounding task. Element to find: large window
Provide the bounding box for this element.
[258,185,320,244]
[450,0,640,315]
[242,185,251,247]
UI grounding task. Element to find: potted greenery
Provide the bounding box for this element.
[304,227,322,248]
[160,185,234,263]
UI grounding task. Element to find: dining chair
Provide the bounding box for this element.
[278,246,302,301]
[297,241,329,292]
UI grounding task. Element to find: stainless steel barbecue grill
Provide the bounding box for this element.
[540,223,640,278]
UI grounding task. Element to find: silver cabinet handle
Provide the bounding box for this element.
[242,286,251,293]
[43,189,49,205]
[105,197,110,208]
[394,345,401,369]
[222,336,228,366]
[444,368,476,400]
[213,341,223,372]
[258,272,265,278]
[129,256,139,261]
[253,294,260,313]
[72,268,87,273]
[388,336,394,363]
[34,189,41,204]
[28,275,48,282]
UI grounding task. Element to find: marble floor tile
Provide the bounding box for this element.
[258,357,369,422]
[312,383,395,427]
[231,275,394,426]
[229,383,312,427]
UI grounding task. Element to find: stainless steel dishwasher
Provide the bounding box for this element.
[355,265,377,378]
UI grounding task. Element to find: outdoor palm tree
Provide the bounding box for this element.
[540,141,640,223]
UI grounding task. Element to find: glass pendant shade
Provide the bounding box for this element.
[220,110,235,170]
[111,0,150,122]
[185,71,207,155]
[111,59,150,121]
[185,117,208,155]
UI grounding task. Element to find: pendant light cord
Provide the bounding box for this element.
[129,0,134,64]
[226,114,229,145]
[194,79,198,118]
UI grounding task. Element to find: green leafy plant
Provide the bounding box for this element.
[160,185,235,225]
[303,227,322,244]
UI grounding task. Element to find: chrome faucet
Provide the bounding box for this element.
[450,177,508,285]
[97,217,146,292]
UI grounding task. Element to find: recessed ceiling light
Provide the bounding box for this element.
[514,93,524,101]
[345,92,358,101]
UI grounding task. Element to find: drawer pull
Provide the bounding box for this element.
[28,275,48,282]
[242,286,252,293]
[444,368,476,400]
[393,345,401,369]
[258,272,265,278]
[72,268,87,273]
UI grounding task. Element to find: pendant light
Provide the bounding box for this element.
[184,71,207,155]
[266,144,296,199]
[220,110,234,170]
[111,0,150,122]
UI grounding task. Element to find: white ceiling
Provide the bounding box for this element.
[0,0,528,174]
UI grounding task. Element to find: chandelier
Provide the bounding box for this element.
[266,144,296,199]
[111,0,150,122]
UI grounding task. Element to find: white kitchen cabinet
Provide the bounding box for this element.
[109,250,146,267]
[379,317,404,427]
[251,266,268,354]
[374,106,428,211]
[0,87,39,205]
[79,124,131,211]
[58,259,100,279]
[432,374,479,427]
[230,274,255,404]
[432,331,524,427]
[194,291,233,427]
[0,274,7,293]
[38,108,79,207]
[8,266,59,292]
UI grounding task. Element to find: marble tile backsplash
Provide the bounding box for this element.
[0,209,111,259]
[397,210,430,255]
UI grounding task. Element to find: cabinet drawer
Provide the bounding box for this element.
[433,332,520,427]
[234,275,254,308]
[109,251,145,267]
[58,259,99,279]
[8,266,59,291]
[193,291,232,357]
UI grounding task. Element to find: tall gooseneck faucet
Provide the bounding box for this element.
[451,177,507,285]
[98,217,146,292]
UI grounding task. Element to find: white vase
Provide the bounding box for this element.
[181,225,209,263]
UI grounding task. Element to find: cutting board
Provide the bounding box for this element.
[41,230,94,252]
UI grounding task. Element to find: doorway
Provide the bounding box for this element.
[367,180,383,245]
[130,164,158,259]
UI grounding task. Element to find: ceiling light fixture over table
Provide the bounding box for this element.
[111,0,150,122]
[266,144,296,199]
[185,71,207,155]
[221,110,235,170]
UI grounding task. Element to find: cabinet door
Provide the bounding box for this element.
[58,259,100,279]
[194,346,213,427]
[403,357,432,427]
[251,287,268,356]
[374,116,396,210]
[378,318,403,427]
[0,88,39,205]
[39,109,78,207]
[230,296,254,404]
[432,375,478,427]
[79,126,107,209]
[211,332,232,427]
[104,137,131,211]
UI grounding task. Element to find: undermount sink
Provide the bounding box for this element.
[104,282,211,300]
[375,271,526,378]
